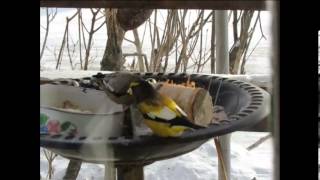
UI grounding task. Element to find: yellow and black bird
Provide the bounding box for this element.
[127,78,204,137]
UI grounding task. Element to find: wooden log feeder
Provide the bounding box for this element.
[155,79,217,127]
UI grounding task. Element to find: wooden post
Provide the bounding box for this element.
[116,165,144,180]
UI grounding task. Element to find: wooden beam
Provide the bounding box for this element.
[40,0,267,10]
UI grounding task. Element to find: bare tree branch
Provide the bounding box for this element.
[245,36,263,60]
[40,8,58,61]
[93,20,106,33]
[258,12,267,40]
[55,11,78,69]
[240,11,260,74]
[141,21,148,45]
[81,19,90,34]
[233,10,239,42]
[228,10,232,22]
[149,10,157,71]
[40,25,46,30]
[43,149,58,179]
[48,8,57,22]
[123,37,135,44]
[80,14,88,51]
[83,8,101,70]
[96,14,105,21]
[78,9,83,69]
[40,8,50,61]
[237,10,243,21]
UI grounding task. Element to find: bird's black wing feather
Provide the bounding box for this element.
[142,114,204,129]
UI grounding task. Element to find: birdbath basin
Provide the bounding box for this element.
[40,72,270,173]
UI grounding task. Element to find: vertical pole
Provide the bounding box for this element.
[211,11,216,74]
[104,163,116,180]
[215,10,229,74]
[270,1,279,180]
[215,10,231,180]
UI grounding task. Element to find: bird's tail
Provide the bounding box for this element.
[184,120,205,130]
[169,116,206,130]
[142,114,205,130]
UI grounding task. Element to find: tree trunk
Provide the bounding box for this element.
[48,162,53,179]
[78,9,83,69]
[175,44,187,73]
[117,9,153,31]
[229,10,254,74]
[101,9,152,71]
[100,9,126,71]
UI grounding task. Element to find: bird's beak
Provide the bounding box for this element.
[127,87,133,95]
[129,82,139,87]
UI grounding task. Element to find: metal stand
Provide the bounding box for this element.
[218,135,231,180]
[215,10,231,180]
[116,165,144,180]
[105,163,117,180]
[63,161,145,180]
[63,160,82,180]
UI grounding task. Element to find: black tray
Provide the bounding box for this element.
[40,73,270,164]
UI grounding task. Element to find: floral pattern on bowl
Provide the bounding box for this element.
[40,113,78,136]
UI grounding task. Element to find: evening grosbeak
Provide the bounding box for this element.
[127,78,204,137]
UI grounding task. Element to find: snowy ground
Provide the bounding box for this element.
[40,132,273,180]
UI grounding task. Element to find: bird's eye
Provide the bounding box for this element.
[146,78,157,84]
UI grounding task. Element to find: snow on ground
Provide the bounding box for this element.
[40,132,272,180]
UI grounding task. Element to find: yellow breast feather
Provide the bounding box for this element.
[143,119,188,137]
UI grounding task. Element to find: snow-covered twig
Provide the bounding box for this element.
[246,134,271,151]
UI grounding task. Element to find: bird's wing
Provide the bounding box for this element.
[138,93,204,128]
[139,100,204,129]
[160,94,188,117]
[139,102,177,121]
[154,106,177,120]
[138,93,187,120]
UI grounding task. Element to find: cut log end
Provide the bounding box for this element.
[157,82,215,127]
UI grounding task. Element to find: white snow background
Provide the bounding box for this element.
[40,132,272,180]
